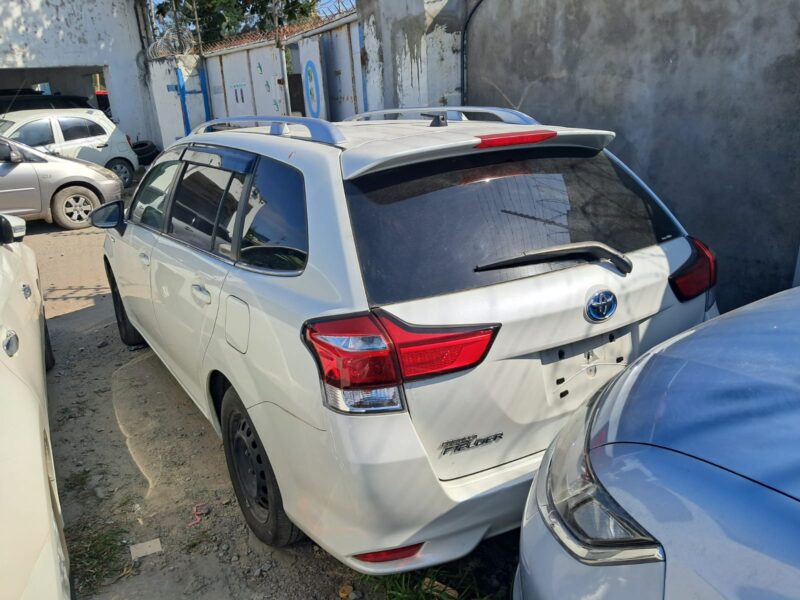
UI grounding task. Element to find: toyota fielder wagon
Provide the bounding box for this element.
[90,107,718,573]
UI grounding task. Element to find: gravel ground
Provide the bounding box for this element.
[26,219,520,600]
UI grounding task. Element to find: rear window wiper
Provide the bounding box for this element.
[474,241,633,275]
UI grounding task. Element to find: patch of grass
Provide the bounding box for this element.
[361,565,493,600]
[65,520,128,597]
[63,471,90,493]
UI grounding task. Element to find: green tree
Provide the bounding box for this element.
[153,0,318,45]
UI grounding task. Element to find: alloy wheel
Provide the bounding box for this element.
[110,163,131,186]
[63,194,93,223]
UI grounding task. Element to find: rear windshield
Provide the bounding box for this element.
[344,148,681,306]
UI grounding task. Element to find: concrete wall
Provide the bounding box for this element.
[0,0,160,144]
[148,55,209,146]
[465,0,800,310]
[358,0,465,110]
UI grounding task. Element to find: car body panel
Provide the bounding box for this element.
[149,234,231,407]
[591,288,800,499]
[0,135,122,222]
[389,238,711,480]
[0,218,70,599]
[0,159,41,214]
[0,109,138,174]
[594,442,800,600]
[515,468,665,600]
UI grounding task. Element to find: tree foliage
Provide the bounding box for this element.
[154,0,318,44]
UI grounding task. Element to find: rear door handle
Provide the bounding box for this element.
[95,143,109,148]
[138,252,150,267]
[191,284,212,305]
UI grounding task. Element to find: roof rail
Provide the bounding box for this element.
[343,106,538,125]
[191,115,346,145]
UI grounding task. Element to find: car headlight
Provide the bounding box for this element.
[535,391,664,565]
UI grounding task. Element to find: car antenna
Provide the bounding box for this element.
[421,112,448,127]
[6,80,28,115]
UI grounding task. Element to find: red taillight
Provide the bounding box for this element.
[305,314,399,389]
[669,237,717,302]
[354,543,423,563]
[304,313,499,413]
[126,134,133,147]
[376,311,499,380]
[475,130,557,148]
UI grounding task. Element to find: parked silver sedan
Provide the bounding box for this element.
[0,135,122,229]
[515,287,800,599]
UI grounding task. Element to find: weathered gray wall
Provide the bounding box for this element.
[359,0,465,109]
[466,0,800,311]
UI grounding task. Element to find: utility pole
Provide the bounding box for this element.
[170,0,184,53]
[191,0,203,54]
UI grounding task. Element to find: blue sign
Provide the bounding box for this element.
[304,59,321,118]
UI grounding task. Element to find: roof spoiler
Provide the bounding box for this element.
[342,127,616,179]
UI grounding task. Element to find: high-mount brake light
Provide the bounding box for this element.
[354,543,423,563]
[475,130,557,148]
[669,237,717,303]
[303,313,500,413]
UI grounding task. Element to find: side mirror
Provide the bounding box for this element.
[0,142,23,163]
[0,214,25,244]
[90,200,125,231]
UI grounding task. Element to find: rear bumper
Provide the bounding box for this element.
[248,402,541,574]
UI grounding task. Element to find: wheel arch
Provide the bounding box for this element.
[50,181,105,207]
[208,369,232,433]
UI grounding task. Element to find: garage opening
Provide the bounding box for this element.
[0,66,114,120]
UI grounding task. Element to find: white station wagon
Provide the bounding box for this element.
[90,108,718,573]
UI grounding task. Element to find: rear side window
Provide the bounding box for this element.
[168,163,244,257]
[238,157,307,272]
[129,159,181,229]
[10,119,55,147]
[58,117,103,141]
[345,148,681,305]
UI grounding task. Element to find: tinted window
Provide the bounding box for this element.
[87,120,105,136]
[345,148,682,305]
[10,119,55,147]
[169,164,243,255]
[58,117,101,141]
[129,160,181,229]
[238,158,307,271]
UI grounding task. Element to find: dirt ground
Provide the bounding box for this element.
[26,220,519,600]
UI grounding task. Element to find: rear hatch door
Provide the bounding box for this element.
[344,146,708,480]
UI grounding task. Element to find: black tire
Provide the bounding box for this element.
[51,186,100,230]
[221,387,302,547]
[44,320,55,372]
[132,141,160,166]
[105,264,146,347]
[105,158,135,187]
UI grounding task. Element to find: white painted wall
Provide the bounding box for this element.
[0,0,159,143]
[248,46,288,116]
[202,14,371,122]
[206,56,227,118]
[148,55,209,145]
[220,52,255,117]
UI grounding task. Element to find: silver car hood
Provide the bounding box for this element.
[591,288,800,500]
